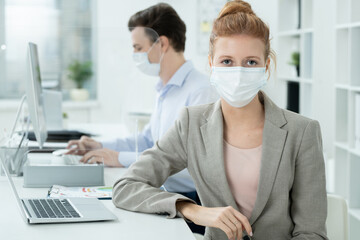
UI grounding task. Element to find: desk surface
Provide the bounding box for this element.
[0,167,195,240]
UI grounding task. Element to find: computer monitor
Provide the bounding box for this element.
[26,42,47,148]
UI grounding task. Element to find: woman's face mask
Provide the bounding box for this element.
[209,35,268,108]
[210,66,267,108]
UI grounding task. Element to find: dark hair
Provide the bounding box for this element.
[128,3,186,52]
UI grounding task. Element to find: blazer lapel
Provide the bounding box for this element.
[249,121,288,224]
[249,92,288,225]
[200,101,239,210]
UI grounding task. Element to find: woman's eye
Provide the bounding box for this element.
[247,60,257,66]
[221,59,232,65]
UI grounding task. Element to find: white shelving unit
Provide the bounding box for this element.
[277,0,314,118]
[335,0,360,238]
[0,0,5,98]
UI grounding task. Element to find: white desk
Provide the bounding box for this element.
[0,122,195,240]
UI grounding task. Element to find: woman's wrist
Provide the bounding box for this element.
[176,201,200,222]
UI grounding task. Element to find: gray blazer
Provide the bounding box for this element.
[113,92,328,240]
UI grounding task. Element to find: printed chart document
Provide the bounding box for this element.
[48,185,112,199]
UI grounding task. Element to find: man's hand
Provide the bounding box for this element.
[67,136,102,155]
[80,148,123,167]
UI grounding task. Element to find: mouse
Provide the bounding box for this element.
[52,149,70,156]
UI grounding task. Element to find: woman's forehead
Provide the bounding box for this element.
[214,35,265,58]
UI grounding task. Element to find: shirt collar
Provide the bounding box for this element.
[155,61,194,92]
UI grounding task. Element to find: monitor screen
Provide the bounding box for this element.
[26,42,47,148]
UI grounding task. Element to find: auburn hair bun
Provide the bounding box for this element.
[218,0,255,18]
[209,0,276,77]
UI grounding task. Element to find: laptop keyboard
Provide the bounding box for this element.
[28,199,81,218]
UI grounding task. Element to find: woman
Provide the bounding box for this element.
[112,1,328,239]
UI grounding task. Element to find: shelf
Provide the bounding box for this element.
[278,76,300,82]
[278,37,300,77]
[301,32,313,78]
[350,27,360,87]
[277,28,314,37]
[278,76,313,83]
[335,22,360,29]
[349,208,360,221]
[334,147,350,199]
[336,29,350,85]
[335,84,350,90]
[349,154,360,208]
[301,78,312,84]
[335,89,349,142]
[335,84,360,92]
[335,141,350,151]
[300,82,312,117]
[334,0,360,237]
[349,147,360,157]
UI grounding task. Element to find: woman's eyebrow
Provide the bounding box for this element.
[246,56,261,60]
[217,55,234,59]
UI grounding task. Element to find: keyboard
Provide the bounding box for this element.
[28,199,81,218]
[63,155,83,165]
[28,130,93,142]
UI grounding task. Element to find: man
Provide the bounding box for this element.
[67,4,217,233]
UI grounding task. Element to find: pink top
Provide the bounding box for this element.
[223,140,262,219]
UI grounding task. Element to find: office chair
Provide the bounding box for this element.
[326,193,349,240]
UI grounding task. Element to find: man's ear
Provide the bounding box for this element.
[208,55,212,69]
[159,36,170,53]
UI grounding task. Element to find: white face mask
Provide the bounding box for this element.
[210,66,267,108]
[132,41,162,76]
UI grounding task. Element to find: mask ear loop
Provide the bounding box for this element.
[157,38,165,65]
[265,57,271,80]
[147,38,164,65]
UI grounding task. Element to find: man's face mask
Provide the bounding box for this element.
[130,27,163,76]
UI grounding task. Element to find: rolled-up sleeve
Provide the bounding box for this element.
[101,123,154,167]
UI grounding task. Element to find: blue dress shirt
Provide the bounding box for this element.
[102,61,218,192]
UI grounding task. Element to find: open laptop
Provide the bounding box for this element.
[0,155,117,224]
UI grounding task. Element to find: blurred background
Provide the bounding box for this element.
[1,0,360,238]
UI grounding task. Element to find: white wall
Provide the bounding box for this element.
[90,0,160,125]
[0,0,333,157]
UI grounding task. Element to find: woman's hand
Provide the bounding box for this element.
[176,202,252,240]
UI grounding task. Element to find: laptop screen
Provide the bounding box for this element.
[0,155,28,222]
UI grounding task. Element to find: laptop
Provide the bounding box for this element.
[0,156,117,224]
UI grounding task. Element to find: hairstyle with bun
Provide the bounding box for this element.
[209,0,276,69]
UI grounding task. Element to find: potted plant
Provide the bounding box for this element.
[62,112,69,129]
[288,52,300,77]
[67,60,93,101]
